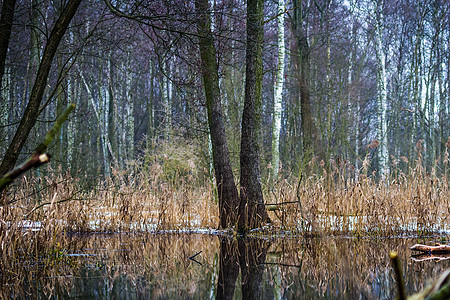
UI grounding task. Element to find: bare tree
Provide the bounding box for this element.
[238,0,270,233]
[0,0,82,176]
[195,0,239,228]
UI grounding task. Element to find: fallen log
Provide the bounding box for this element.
[411,252,450,262]
[410,243,450,254]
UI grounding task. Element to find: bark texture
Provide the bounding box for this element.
[271,0,285,179]
[195,0,239,228]
[373,0,389,177]
[238,0,270,233]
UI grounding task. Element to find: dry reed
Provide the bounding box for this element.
[0,139,449,286]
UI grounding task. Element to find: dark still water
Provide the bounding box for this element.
[5,233,450,299]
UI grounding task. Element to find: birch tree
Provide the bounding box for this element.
[372,0,389,177]
[271,0,285,179]
[124,54,135,161]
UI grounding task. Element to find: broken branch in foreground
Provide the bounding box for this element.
[0,103,75,194]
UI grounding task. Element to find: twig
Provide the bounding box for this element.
[188,250,202,260]
[188,251,202,265]
[25,190,82,217]
[259,262,302,268]
[264,201,299,206]
[296,173,305,230]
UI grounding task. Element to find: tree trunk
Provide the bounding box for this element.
[55,51,67,169]
[238,0,270,233]
[373,0,389,178]
[0,0,81,176]
[124,54,135,162]
[147,59,155,146]
[195,0,239,229]
[271,0,285,179]
[0,0,16,92]
[161,62,172,141]
[107,54,116,164]
[0,66,10,151]
[292,0,323,167]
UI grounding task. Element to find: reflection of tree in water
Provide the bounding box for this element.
[4,234,449,298]
[217,237,270,300]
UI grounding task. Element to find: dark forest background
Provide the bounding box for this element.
[1,0,449,186]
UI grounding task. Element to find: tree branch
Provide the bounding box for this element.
[0,104,75,194]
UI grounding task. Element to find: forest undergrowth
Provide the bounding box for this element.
[0,139,449,284]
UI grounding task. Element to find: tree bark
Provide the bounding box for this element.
[238,0,270,233]
[0,0,82,176]
[0,0,16,92]
[373,0,389,178]
[195,0,239,229]
[271,0,285,179]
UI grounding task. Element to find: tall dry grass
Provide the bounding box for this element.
[265,141,449,236]
[0,138,449,284]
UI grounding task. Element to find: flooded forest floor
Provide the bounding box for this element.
[1,153,449,298]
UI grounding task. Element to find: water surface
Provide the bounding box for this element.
[6,233,450,299]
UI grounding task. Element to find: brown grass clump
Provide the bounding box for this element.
[265,146,449,236]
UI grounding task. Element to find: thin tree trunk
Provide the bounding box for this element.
[161,62,172,141]
[271,0,285,179]
[0,66,10,151]
[0,0,81,176]
[124,55,134,162]
[238,0,270,233]
[147,60,154,146]
[107,54,116,163]
[373,0,389,178]
[67,73,74,168]
[55,51,67,168]
[195,0,239,229]
[292,0,323,167]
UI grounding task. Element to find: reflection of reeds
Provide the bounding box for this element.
[1,234,448,298]
[264,237,450,299]
[1,233,220,298]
